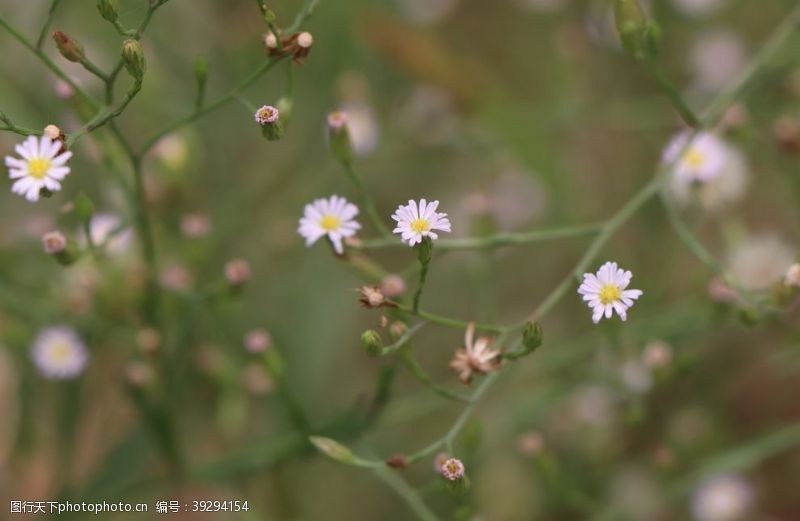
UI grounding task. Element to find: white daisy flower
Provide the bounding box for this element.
[391,199,452,246]
[30,326,89,379]
[662,131,728,184]
[578,262,643,323]
[5,135,72,202]
[297,195,361,254]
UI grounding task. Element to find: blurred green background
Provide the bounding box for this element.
[1,0,800,519]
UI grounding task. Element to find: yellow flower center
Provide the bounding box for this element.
[683,148,705,169]
[599,284,621,305]
[320,214,341,231]
[49,342,72,362]
[28,158,51,179]
[410,218,430,233]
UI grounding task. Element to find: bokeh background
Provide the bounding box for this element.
[1,0,800,519]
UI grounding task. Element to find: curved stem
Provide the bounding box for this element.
[359,222,604,251]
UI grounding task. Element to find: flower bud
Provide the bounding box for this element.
[309,436,357,464]
[613,0,659,60]
[42,231,75,265]
[254,105,284,141]
[361,330,383,357]
[386,454,408,469]
[521,321,543,353]
[194,57,208,85]
[327,111,353,165]
[42,231,67,254]
[96,0,119,23]
[244,329,272,354]
[224,258,251,287]
[416,237,434,265]
[121,39,146,81]
[440,457,465,481]
[389,321,408,342]
[43,124,62,140]
[52,31,85,62]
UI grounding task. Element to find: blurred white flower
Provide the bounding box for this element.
[618,359,653,394]
[726,234,796,291]
[397,85,458,145]
[298,195,361,255]
[785,263,800,287]
[391,199,451,246]
[338,102,379,156]
[380,274,407,297]
[399,0,459,25]
[30,326,89,380]
[159,263,193,291]
[672,0,726,18]
[83,213,133,255]
[663,131,728,183]
[643,339,673,369]
[515,0,569,13]
[153,133,189,171]
[516,430,546,457]
[569,384,616,426]
[611,467,663,520]
[180,213,211,238]
[690,29,747,92]
[5,135,72,202]
[691,473,754,521]
[578,262,643,323]
[244,329,272,354]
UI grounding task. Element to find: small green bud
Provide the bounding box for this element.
[327,111,353,165]
[309,436,356,464]
[522,321,543,353]
[361,330,383,357]
[263,9,277,24]
[194,58,208,84]
[613,0,659,59]
[737,307,760,326]
[96,0,119,22]
[73,193,95,224]
[52,31,85,62]
[416,237,434,265]
[121,39,146,80]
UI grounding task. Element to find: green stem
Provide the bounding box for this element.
[359,222,603,250]
[372,466,441,521]
[0,14,99,111]
[139,58,283,155]
[80,57,111,83]
[412,258,429,313]
[643,60,700,128]
[341,162,392,237]
[35,0,63,50]
[392,302,505,334]
[400,351,471,403]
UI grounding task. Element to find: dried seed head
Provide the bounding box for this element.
[358,285,387,308]
[52,31,85,62]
